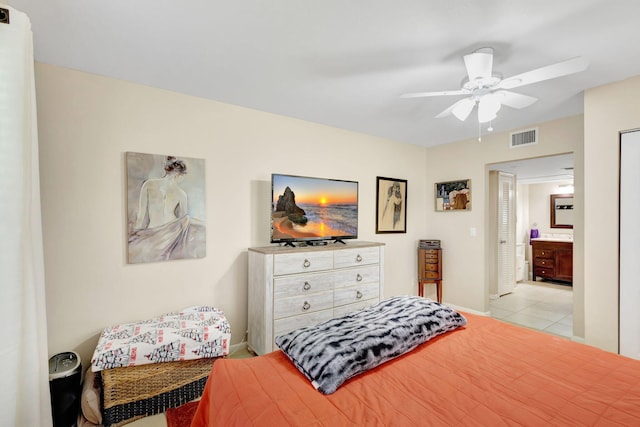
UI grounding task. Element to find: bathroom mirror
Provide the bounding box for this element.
[551,194,574,229]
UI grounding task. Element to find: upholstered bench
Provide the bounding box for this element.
[86,306,230,426]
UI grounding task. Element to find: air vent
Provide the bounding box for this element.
[510,128,538,148]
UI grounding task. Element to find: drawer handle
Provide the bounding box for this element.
[356,273,362,282]
[541,251,545,255]
[356,290,363,299]
[302,301,311,311]
[356,254,363,262]
[303,281,311,291]
[303,259,311,268]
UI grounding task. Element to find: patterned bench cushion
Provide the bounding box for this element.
[91,306,230,372]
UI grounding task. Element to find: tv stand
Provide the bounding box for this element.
[281,239,346,247]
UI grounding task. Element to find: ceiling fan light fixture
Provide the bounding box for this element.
[478,95,501,123]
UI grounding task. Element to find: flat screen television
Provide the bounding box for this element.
[271,173,358,246]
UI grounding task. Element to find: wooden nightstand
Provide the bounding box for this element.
[418,247,442,302]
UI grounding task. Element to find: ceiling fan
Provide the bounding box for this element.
[401,47,588,124]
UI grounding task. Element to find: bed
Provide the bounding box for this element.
[192,297,640,426]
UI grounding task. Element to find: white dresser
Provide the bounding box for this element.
[248,241,385,355]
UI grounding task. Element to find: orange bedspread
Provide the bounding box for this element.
[192,313,640,426]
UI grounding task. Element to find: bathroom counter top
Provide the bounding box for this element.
[531,237,573,243]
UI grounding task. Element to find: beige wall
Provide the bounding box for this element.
[35,63,429,365]
[424,116,582,315]
[584,74,640,352]
[36,61,639,363]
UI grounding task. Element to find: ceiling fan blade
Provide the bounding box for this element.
[435,97,476,121]
[452,98,476,121]
[499,57,588,89]
[400,89,468,99]
[464,47,494,80]
[493,90,538,109]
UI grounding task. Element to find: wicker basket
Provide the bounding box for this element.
[100,357,218,426]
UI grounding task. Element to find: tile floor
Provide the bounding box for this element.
[489,280,573,339]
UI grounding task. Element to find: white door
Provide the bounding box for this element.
[620,130,640,359]
[497,172,516,296]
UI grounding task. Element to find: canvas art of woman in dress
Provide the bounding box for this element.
[127,153,206,263]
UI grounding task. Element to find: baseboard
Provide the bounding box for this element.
[571,336,585,344]
[444,303,491,317]
[229,341,248,356]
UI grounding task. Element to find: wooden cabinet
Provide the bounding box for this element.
[248,241,384,355]
[418,248,442,302]
[532,240,573,283]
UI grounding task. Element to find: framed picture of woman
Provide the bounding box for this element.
[126,152,206,263]
[376,176,407,233]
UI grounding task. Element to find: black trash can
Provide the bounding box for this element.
[49,351,82,427]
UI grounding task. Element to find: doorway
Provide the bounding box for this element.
[487,154,574,338]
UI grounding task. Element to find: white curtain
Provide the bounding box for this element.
[0,5,52,427]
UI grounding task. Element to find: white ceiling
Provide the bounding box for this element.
[9,0,640,148]
[489,153,574,184]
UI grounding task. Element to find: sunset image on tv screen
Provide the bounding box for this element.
[271,174,358,241]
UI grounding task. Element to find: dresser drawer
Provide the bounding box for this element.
[424,263,439,271]
[274,272,333,298]
[334,281,380,308]
[534,267,555,279]
[334,246,379,269]
[273,308,334,339]
[333,298,379,318]
[273,291,334,319]
[534,249,554,259]
[333,265,379,288]
[534,258,554,268]
[423,271,440,279]
[273,251,333,276]
[422,250,440,260]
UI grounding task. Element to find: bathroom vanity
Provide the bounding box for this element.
[531,239,573,284]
